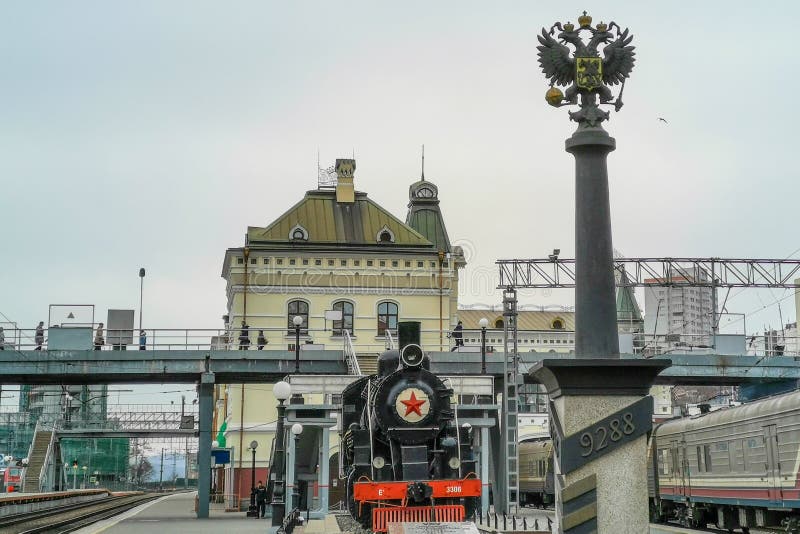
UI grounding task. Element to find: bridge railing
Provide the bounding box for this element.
[5,326,798,358]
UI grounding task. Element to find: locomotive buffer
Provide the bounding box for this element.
[532,12,670,533]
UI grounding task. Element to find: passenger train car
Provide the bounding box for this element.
[519,439,554,508]
[340,322,481,533]
[649,389,800,532]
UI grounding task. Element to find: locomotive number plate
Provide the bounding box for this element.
[552,395,653,475]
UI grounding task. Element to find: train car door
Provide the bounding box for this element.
[671,440,687,498]
[763,425,782,503]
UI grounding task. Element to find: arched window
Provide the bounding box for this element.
[333,301,354,336]
[287,300,309,334]
[551,318,564,330]
[377,301,398,335]
[494,318,504,329]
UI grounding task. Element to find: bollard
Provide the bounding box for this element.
[494,512,498,529]
[534,518,539,530]
[503,512,507,530]
[512,516,517,530]
[523,517,527,530]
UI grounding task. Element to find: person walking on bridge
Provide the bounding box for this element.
[94,323,104,350]
[451,321,464,351]
[34,321,44,350]
[239,321,250,350]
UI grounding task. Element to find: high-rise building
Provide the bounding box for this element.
[643,267,714,351]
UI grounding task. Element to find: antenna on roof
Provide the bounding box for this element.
[421,144,425,181]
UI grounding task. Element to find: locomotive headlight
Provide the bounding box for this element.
[372,456,386,469]
[448,457,461,470]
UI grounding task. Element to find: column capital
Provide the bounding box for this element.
[531,359,671,399]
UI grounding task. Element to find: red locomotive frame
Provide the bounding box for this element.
[353,477,482,533]
[353,477,482,501]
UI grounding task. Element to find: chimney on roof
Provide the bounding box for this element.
[335,159,356,203]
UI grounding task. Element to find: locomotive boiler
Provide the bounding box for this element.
[340,321,481,532]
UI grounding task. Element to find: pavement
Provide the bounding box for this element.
[73,492,277,533]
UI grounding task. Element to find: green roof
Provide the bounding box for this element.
[248,190,433,248]
[405,179,451,252]
[616,268,643,322]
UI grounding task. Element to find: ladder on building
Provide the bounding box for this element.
[500,287,519,514]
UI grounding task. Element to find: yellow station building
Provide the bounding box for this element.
[214,159,465,507]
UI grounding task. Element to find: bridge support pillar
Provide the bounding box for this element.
[196,371,215,518]
[480,425,489,515]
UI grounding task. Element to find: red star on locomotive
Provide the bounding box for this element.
[400,391,426,417]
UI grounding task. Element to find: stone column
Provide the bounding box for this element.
[533,106,669,534]
[569,127,620,359]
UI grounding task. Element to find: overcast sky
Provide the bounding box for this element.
[2,1,798,363]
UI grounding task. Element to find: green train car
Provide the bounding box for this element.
[519,439,554,508]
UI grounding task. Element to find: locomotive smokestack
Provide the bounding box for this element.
[398,321,421,350]
[398,321,426,368]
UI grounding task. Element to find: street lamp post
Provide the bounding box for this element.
[290,423,303,512]
[293,316,303,373]
[246,440,259,517]
[72,460,78,490]
[81,465,87,489]
[138,268,145,332]
[270,381,291,529]
[479,317,489,374]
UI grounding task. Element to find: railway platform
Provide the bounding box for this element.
[0,488,109,516]
[73,492,281,533]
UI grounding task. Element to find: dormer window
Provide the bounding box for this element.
[551,318,565,330]
[376,226,395,243]
[289,224,309,241]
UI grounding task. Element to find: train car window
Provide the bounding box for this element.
[713,442,731,474]
[658,449,670,475]
[696,446,705,472]
[744,437,766,474]
[704,445,712,473]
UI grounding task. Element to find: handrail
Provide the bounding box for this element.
[342,330,362,376]
[23,420,40,491]
[385,329,396,350]
[38,423,57,491]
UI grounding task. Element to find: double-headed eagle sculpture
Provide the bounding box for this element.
[538,12,635,126]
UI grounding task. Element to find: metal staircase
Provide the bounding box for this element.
[355,353,379,375]
[22,424,54,493]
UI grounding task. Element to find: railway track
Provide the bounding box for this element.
[0,492,163,534]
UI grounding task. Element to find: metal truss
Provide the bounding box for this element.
[497,258,800,289]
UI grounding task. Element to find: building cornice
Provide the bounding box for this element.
[228,285,452,297]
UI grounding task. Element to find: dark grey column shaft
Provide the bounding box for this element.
[197,372,214,518]
[566,128,620,359]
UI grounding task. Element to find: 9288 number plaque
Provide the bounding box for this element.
[550,395,653,475]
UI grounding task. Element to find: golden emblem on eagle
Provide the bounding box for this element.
[537,11,635,125]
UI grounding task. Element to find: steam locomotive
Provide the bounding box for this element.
[340,322,481,532]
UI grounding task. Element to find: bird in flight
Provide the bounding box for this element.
[658,117,668,124]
